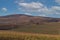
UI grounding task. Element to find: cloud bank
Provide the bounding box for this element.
[15,0,60,17]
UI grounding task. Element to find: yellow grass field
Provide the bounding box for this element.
[0,30,60,40]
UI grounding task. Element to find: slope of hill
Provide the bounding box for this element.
[0,14,60,34]
[0,14,60,25]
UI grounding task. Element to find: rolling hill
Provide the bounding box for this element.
[0,14,60,25]
[0,14,60,34]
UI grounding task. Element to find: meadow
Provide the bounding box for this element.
[11,22,60,35]
[0,22,60,40]
[0,30,60,40]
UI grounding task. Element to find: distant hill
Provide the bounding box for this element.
[0,14,60,34]
[0,14,60,25]
[0,14,60,29]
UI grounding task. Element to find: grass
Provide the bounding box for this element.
[0,30,60,40]
[0,22,60,40]
[10,22,60,34]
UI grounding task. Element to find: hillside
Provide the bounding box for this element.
[0,14,60,34]
[0,14,60,25]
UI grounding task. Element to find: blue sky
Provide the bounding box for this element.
[0,0,60,18]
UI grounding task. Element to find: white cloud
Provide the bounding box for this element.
[38,14,46,16]
[2,8,7,12]
[17,1,60,17]
[24,13,32,15]
[15,0,25,3]
[19,2,43,9]
[50,6,60,14]
[55,0,60,4]
[18,2,46,13]
[51,6,60,10]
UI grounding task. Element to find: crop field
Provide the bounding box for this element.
[0,30,60,40]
